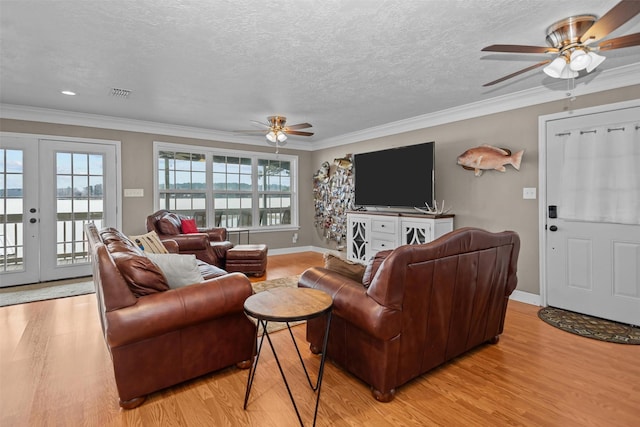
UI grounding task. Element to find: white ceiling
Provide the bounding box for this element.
[1,0,640,149]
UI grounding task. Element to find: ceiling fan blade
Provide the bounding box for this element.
[482,60,551,87]
[597,32,640,51]
[481,44,558,54]
[284,122,312,130]
[284,130,314,137]
[250,120,269,128]
[580,0,640,44]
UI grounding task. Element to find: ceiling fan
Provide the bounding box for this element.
[235,116,313,152]
[481,0,640,86]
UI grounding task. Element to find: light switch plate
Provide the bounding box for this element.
[523,187,536,200]
[124,188,144,197]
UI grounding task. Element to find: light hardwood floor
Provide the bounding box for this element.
[1,251,638,426]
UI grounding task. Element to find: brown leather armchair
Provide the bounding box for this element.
[85,223,256,408]
[298,227,520,402]
[146,209,232,268]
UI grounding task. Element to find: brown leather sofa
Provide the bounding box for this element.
[85,223,256,409]
[298,227,520,402]
[146,209,233,268]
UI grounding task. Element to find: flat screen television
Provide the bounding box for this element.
[353,142,434,209]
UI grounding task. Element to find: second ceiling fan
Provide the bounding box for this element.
[481,0,640,86]
[235,116,313,153]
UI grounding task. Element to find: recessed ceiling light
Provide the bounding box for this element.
[61,90,76,96]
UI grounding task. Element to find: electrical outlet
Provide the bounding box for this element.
[523,187,536,200]
[292,232,298,243]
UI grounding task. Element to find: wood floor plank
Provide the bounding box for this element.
[1,251,639,426]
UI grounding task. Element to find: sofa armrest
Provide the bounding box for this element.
[299,267,401,341]
[106,272,253,347]
[161,239,179,253]
[201,227,227,242]
[161,233,210,251]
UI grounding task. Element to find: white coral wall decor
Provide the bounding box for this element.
[313,155,354,243]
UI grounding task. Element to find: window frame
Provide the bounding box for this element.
[153,141,298,232]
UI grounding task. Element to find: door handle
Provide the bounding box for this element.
[29,218,37,224]
[549,225,558,232]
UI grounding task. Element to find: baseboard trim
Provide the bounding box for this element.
[510,290,541,306]
[267,245,326,256]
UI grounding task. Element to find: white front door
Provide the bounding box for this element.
[545,105,640,326]
[0,135,118,286]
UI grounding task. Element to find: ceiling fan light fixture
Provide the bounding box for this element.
[266,131,277,143]
[543,56,569,78]
[569,49,590,71]
[585,51,606,73]
[276,131,287,142]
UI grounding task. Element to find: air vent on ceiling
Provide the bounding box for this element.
[109,87,131,98]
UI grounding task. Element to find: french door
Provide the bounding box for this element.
[0,134,118,287]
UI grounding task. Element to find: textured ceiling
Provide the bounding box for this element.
[1,0,639,147]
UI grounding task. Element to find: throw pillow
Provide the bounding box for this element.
[128,230,169,254]
[180,218,199,234]
[362,250,392,288]
[145,253,204,289]
[323,253,366,283]
[111,251,170,297]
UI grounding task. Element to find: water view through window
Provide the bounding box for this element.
[157,149,294,229]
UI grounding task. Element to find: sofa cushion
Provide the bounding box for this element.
[362,250,392,288]
[323,253,366,283]
[146,253,204,288]
[180,218,199,234]
[111,251,170,297]
[128,230,169,254]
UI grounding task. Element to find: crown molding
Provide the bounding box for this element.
[2,63,638,152]
[0,104,315,151]
[311,62,640,150]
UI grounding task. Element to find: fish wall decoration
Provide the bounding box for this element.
[457,144,524,177]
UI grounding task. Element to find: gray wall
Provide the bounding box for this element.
[310,85,640,295]
[2,85,639,294]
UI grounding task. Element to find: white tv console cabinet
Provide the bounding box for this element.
[346,211,454,263]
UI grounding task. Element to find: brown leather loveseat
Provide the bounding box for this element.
[85,223,256,408]
[146,209,232,268]
[298,227,520,402]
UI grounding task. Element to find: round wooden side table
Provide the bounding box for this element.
[243,287,333,427]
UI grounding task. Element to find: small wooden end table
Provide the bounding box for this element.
[243,287,333,427]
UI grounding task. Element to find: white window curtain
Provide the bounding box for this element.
[560,121,640,225]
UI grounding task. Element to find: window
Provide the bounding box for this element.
[258,159,292,226]
[155,142,297,230]
[157,150,207,226]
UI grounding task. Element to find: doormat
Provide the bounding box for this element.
[538,307,640,345]
[0,279,95,307]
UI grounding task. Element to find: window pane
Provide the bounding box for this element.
[73,153,88,174]
[88,154,103,175]
[175,171,191,188]
[56,153,72,174]
[192,172,206,189]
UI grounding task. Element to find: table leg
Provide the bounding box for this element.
[312,312,332,426]
[243,312,332,427]
[243,319,268,409]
